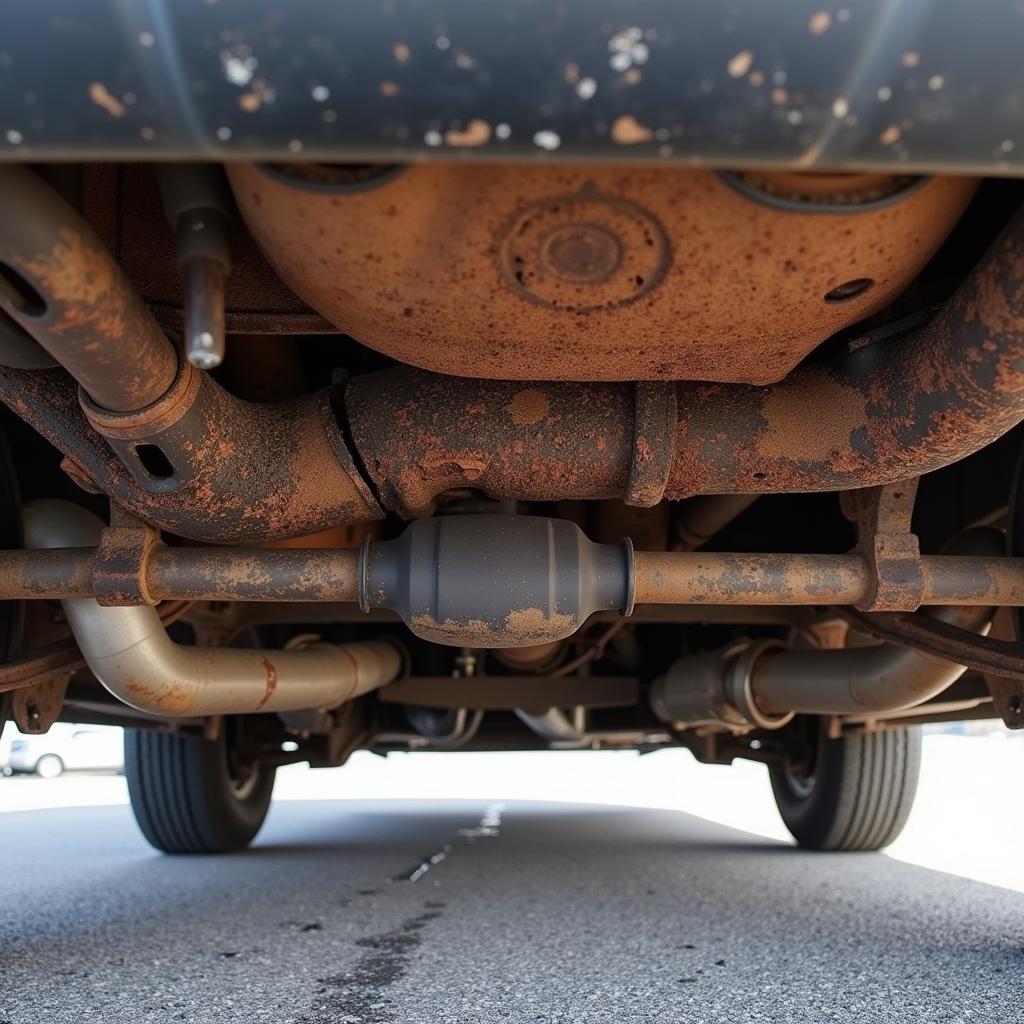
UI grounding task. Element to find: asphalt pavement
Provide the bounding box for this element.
[1,798,1022,1023]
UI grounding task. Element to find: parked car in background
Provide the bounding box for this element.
[7,724,124,778]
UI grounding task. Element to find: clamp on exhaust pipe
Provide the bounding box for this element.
[650,639,793,732]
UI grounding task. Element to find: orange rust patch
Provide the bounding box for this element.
[88,82,126,118]
[611,115,653,145]
[409,608,578,648]
[755,374,867,462]
[444,119,491,147]
[507,389,550,426]
[256,656,279,709]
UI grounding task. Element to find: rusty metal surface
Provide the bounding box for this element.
[92,523,161,606]
[634,551,870,606]
[11,675,69,733]
[666,203,1024,496]
[0,542,360,604]
[9,536,1024,616]
[147,547,360,603]
[635,550,1024,608]
[0,363,381,543]
[339,198,1024,511]
[844,480,925,612]
[345,368,637,518]
[0,547,94,598]
[229,163,975,384]
[0,172,1020,541]
[0,166,178,412]
[82,164,334,337]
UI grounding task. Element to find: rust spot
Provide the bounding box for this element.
[88,82,126,118]
[410,608,578,648]
[256,656,278,709]
[507,389,550,426]
[808,11,832,35]
[444,119,491,147]
[727,51,754,78]
[611,115,653,145]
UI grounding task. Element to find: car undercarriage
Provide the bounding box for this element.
[2,0,1024,856]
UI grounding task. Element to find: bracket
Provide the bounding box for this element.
[842,479,925,612]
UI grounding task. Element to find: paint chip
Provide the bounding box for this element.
[575,77,597,100]
[928,75,944,91]
[311,85,330,102]
[728,51,754,78]
[88,83,126,118]
[880,123,902,145]
[809,11,832,35]
[901,51,920,68]
[379,80,399,97]
[611,114,652,144]
[444,119,491,147]
[5,129,23,145]
[831,97,849,118]
[138,31,155,47]
[495,123,511,140]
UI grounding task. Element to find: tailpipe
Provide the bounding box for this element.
[24,500,403,717]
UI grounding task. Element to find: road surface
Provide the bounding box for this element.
[1,798,1022,1023]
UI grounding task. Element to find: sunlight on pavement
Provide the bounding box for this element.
[2,729,1022,893]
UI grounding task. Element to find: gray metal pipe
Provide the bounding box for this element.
[23,500,402,718]
[751,527,1002,717]
[750,604,992,717]
[652,528,1001,726]
[514,707,590,749]
[674,495,758,550]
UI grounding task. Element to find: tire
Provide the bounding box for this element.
[769,720,921,851]
[124,727,275,854]
[34,753,64,779]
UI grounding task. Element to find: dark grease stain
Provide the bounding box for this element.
[301,910,443,1023]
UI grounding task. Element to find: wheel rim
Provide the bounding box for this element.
[227,758,261,800]
[36,755,62,779]
[781,763,816,799]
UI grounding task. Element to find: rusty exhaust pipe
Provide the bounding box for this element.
[23,500,403,717]
[0,168,380,543]
[0,165,179,412]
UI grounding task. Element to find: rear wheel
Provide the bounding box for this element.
[124,725,275,854]
[769,718,921,851]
